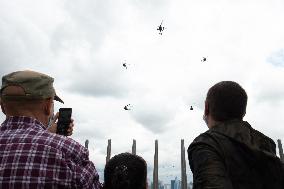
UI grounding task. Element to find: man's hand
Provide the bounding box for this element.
[47,112,74,136]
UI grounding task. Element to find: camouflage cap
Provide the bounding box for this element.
[0,70,64,103]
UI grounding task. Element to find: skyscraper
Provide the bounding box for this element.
[171,180,175,189]
[171,177,180,189]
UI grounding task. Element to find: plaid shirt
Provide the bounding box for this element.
[0,116,102,189]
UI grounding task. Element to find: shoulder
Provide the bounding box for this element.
[53,134,87,157]
[36,131,87,160]
[249,126,276,154]
[188,131,224,159]
[187,131,228,176]
[189,130,222,148]
[52,133,89,164]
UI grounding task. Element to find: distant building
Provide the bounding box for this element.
[151,181,165,189]
[178,180,181,189]
[164,184,171,189]
[171,180,175,189]
[158,180,164,189]
[188,181,193,189]
[171,177,181,189]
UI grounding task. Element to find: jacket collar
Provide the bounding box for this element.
[210,119,276,155]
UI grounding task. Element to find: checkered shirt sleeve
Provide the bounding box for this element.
[0,116,102,189]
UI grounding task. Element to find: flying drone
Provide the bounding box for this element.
[201,57,207,62]
[157,20,165,35]
[124,104,132,111]
[122,61,129,69]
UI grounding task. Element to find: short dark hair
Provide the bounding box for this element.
[206,81,247,121]
[104,153,147,189]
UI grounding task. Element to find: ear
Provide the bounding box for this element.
[204,100,209,116]
[44,98,53,116]
[0,101,6,115]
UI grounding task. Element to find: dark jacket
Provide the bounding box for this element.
[188,119,284,189]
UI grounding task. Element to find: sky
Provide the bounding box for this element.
[1,0,284,184]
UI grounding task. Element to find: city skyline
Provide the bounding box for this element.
[92,138,284,183]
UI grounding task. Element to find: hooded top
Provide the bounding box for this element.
[188,120,284,189]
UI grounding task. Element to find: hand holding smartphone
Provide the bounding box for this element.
[57,108,72,136]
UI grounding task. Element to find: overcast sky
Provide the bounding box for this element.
[1,0,284,184]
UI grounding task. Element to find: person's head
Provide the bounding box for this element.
[104,153,147,189]
[0,70,64,127]
[204,81,247,128]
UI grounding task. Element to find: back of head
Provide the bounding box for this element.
[206,81,247,121]
[104,153,147,189]
[0,70,64,116]
[0,70,63,104]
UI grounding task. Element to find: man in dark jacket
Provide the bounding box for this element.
[188,81,284,189]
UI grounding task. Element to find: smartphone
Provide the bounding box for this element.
[57,108,72,136]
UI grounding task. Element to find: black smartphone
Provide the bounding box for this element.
[57,108,72,136]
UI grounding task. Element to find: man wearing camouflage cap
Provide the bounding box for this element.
[0,70,102,189]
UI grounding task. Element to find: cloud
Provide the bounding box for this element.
[0,0,66,76]
[127,92,181,133]
[50,0,114,53]
[248,65,284,104]
[131,107,172,133]
[46,0,138,98]
[67,62,130,98]
[267,49,284,67]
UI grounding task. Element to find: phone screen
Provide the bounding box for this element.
[57,108,72,136]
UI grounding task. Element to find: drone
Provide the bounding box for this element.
[201,57,207,62]
[124,104,132,111]
[190,106,193,110]
[157,20,165,35]
[122,61,129,69]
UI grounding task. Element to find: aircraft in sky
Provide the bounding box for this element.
[157,20,165,35]
[124,104,132,110]
[201,57,207,62]
[190,106,193,110]
[122,61,128,69]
